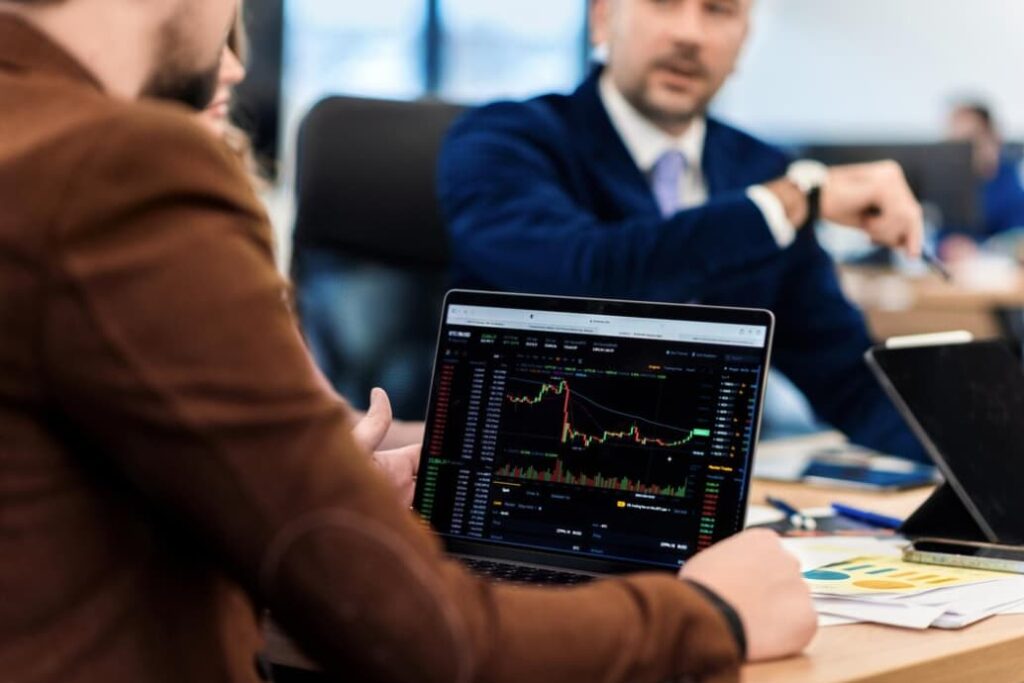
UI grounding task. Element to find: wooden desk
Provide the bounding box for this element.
[839,265,1024,340]
[263,464,1024,682]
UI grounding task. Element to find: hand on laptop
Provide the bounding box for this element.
[350,388,394,452]
[350,388,421,508]
[820,160,925,258]
[680,529,816,661]
[371,444,420,508]
[349,387,425,449]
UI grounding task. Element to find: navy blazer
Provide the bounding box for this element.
[438,69,925,461]
[981,158,1024,238]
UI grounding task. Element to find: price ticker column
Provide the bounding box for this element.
[467,366,506,536]
[418,360,455,521]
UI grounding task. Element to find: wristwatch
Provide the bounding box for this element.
[786,160,829,230]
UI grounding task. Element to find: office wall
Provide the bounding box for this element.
[714,0,1024,142]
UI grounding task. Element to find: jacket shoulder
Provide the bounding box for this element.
[706,117,791,169]
[446,92,574,144]
[55,99,257,214]
[7,77,246,195]
[39,98,268,256]
[69,99,241,169]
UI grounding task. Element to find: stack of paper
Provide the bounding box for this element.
[801,552,1024,629]
[782,536,905,571]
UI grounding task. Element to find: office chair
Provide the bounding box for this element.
[291,96,465,420]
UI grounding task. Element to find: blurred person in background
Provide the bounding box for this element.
[942,101,1024,261]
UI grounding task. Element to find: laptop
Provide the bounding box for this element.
[412,290,775,584]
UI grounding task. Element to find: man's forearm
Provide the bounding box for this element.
[764,177,810,229]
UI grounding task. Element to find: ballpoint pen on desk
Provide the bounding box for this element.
[766,496,817,531]
[830,503,904,530]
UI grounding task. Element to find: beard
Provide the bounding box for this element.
[141,61,221,110]
[140,11,223,110]
[622,45,715,130]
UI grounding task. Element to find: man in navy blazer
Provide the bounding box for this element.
[439,0,928,461]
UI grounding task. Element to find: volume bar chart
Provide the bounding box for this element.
[496,458,689,498]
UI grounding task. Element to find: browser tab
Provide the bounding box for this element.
[446,305,766,348]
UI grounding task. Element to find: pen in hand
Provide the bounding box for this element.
[862,204,952,282]
[921,246,953,282]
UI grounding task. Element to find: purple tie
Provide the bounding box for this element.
[650,150,687,218]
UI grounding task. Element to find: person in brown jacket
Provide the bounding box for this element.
[0,1,817,682]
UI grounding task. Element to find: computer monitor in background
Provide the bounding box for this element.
[802,142,978,231]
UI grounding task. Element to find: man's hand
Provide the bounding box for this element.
[350,388,421,507]
[349,387,426,451]
[767,160,924,258]
[820,161,924,258]
[680,529,816,662]
[371,444,420,508]
[350,388,393,453]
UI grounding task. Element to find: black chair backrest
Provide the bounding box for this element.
[293,96,466,268]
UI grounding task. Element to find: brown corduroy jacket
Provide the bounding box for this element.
[0,15,741,683]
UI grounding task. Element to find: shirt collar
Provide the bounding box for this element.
[598,70,706,175]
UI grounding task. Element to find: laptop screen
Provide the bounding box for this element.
[414,291,774,572]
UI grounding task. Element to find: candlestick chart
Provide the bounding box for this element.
[496,373,713,498]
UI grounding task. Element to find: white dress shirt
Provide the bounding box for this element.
[598,72,796,248]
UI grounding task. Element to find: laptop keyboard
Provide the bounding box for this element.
[461,558,595,586]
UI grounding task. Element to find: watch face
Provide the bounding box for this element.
[787,160,830,193]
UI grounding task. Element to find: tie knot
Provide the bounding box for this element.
[653,150,687,177]
[650,150,687,218]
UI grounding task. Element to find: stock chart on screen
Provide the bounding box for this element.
[415,301,768,569]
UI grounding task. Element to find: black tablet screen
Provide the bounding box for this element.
[869,341,1024,544]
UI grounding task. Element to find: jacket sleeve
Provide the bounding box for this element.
[42,108,742,683]
[770,230,927,461]
[438,105,784,303]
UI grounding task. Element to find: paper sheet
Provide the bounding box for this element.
[803,556,1008,597]
[782,537,904,572]
[787,537,1024,630]
[998,599,1024,615]
[745,504,785,527]
[818,613,861,627]
[813,597,946,629]
[929,596,1024,629]
[896,576,1024,615]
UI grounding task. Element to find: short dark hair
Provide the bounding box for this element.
[955,101,995,132]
